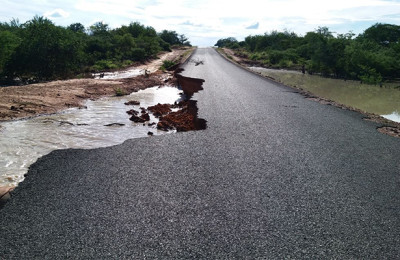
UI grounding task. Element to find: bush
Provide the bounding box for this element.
[359,66,383,84]
[160,60,176,70]
[114,88,127,96]
[130,48,146,61]
[91,59,118,71]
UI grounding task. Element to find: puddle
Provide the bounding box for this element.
[93,68,144,79]
[382,111,400,123]
[0,86,181,187]
[250,67,400,123]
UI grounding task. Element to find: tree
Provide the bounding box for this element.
[214,37,238,48]
[360,23,400,46]
[159,30,180,45]
[89,21,110,36]
[68,23,85,33]
[0,30,21,73]
[5,16,83,80]
[0,16,191,83]
[179,34,191,46]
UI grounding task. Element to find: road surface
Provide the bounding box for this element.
[1,48,400,259]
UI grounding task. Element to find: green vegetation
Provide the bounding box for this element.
[114,87,127,96]
[215,23,400,84]
[0,16,190,84]
[160,60,177,71]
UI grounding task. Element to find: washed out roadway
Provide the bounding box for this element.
[1,48,400,259]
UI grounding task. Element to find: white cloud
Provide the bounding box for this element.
[1,0,400,45]
[43,8,70,19]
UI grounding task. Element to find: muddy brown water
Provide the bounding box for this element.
[250,67,400,123]
[0,86,181,187]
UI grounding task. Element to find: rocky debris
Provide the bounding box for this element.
[0,186,14,208]
[129,115,146,123]
[147,131,154,136]
[141,113,150,121]
[127,109,139,116]
[124,100,140,106]
[143,68,207,132]
[129,111,150,123]
[121,67,207,133]
[148,103,172,117]
[156,121,173,131]
[378,126,400,138]
[156,100,206,132]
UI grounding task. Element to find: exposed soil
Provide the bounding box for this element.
[0,186,14,209]
[129,110,150,123]
[218,48,400,138]
[148,103,172,117]
[157,100,206,132]
[0,47,194,122]
[174,68,205,99]
[131,68,207,132]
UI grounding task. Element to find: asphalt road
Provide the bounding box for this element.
[1,48,400,259]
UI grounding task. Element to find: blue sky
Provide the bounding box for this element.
[1,0,400,46]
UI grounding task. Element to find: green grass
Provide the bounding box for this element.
[160,60,177,71]
[114,88,127,96]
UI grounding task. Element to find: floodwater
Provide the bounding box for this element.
[93,68,144,79]
[250,67,400,123]
[0,86,181,187]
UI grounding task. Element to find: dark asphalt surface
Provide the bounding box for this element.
[1,48,400,259]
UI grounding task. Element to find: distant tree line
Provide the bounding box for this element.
[215,23,400,84]
[0,16,191,84]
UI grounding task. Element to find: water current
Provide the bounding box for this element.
[93,68,144,79]
[0,86,181,187]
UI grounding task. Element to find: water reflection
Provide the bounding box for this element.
[250,67,400,122]
[382,111,400,122]
[0,86,181,187]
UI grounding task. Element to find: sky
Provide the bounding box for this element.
[1,0,400,46]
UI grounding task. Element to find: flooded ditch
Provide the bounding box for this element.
[249,67,400,123]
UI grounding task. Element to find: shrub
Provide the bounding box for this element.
[160,60,176,70]
[115,88,127,96]
[92,60,118,71]
[130,48,146,61]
